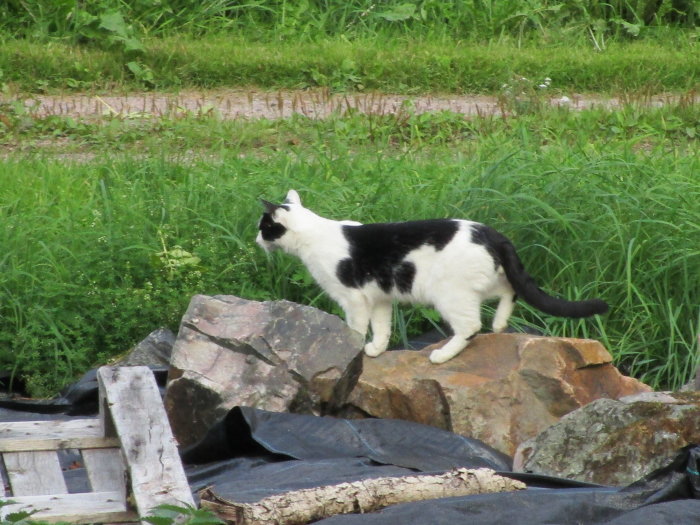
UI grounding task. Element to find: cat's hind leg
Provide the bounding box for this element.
[492,294,515,333]
[429,297,481,364]
[364,300,392,357]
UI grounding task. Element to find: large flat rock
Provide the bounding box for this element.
[344,333,651,456]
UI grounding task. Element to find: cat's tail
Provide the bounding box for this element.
[498,239,609,318]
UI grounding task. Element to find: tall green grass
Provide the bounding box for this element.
[1,103,698,395]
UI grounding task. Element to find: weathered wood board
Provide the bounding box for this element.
[98,366,195,515]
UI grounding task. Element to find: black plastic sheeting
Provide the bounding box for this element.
[184,407,700,525]
[2,369,699,524]
[182,406,512,471]
[184,406,515,506]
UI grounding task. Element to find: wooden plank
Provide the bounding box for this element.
[82,447,127,494]
[0,418,102,439]
[0,436,120,453]
[97,366,194,518]
[0,490,137,524]
[3,450,67,496]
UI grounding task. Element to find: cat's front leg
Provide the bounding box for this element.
[342,295,370,339]
[364,300,392,357]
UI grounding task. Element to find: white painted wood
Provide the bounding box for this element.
[0,435,119,452]
[0,418,102,439]
[82,447,127,494]
[3,450,67,496]
[97,366,195,518]
[0,491,137,524]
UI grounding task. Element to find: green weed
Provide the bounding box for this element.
[0,500,222,525]
[144,503,224,525]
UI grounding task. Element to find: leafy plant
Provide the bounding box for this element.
[0,499,71,525]
[143,503,224,525]
[0,500,37,525]
[0,500,222,525]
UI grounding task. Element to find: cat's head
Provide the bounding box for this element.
[256,189,312,253]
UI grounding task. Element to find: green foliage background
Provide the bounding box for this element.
[0,1,698,396]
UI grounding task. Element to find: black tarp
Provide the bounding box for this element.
[184,407,700,525]
[182,406,512,471]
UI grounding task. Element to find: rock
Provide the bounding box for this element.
[164,295,364,447]
[343,333,650,456]
[513,391,700,486]
[115,327,175,367]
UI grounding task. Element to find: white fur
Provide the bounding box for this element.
[257,190,516,364]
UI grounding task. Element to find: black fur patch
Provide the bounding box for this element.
[337,219,459,293]
[258,212,287,241]
[394,261,416,294]
[470,223,509,269]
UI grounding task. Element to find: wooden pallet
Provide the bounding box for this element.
[0,366,194,524]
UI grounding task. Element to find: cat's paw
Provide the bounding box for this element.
[364,342,386,358]
[492,322,508,333]
[429,348,456,364]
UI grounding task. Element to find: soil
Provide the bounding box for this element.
[2,89,689,162]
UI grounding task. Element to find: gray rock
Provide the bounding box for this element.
[164,295,364,447]
[116,327,175,367]
[513,391,700,486]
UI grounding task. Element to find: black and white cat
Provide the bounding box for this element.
[256,190,608,364]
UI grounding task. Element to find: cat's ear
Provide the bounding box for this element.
[260,199,282,215]
[284,189,302,206]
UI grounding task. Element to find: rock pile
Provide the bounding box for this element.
[158,295,698,486]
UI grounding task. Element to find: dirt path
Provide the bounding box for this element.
[13,88,680,120]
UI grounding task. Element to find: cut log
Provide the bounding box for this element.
[200,467,525,525]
